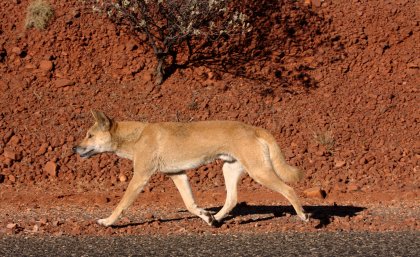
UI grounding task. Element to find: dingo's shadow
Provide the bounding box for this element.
[208,202,366,228]
[111,215,204,229]
[111,202,365,229]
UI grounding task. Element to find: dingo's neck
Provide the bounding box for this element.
[112,121,147,160]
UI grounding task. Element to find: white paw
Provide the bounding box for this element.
[97,218,113,227]
[299,213,311,222]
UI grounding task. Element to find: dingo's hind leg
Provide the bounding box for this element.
[214,161,243,222]
[169,172,216,226]
[244,163,309,221]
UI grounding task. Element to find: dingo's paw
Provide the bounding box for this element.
[201,210,217,227]
[299,212,311,222]
[97,218,113,227]
[206,214,218,227]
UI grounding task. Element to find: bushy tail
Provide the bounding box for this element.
[257,129,303,183]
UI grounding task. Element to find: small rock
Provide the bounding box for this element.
[151,220,160,228]
[353,214,365,222]
[119,174,127,182]
[359,157,368,165]
[2,168,12,176]
[110,174,117,184]
[303,56,315,65]
[334,160,346,168]
[315,149,325,157]
[67,135,75,142]
[55,78,75,87]
[404,191,418,199]
[25,63,36,70]
[313,72,324,81]
[94,196,110,205]
[273,96,282,102]
[3,131,14,143]
[39,60,53,71]
[332,184,346,193]
[120,217,131,224]
[311,0,321,7]
[3,150,17,160]
[290,142,298,148]
[39,218,48,225]
[44,161,57,177]
[121,67,131,76]
[36,143,49,155]
[126,41,138,51]
[145,213,154,220]
[6,223,17,229]
[72,225,82,235]
[407,61,419,69]
[207,71,216,80]
[304,0,321,7]
[54,231,64,236]
[3,158,13,166]
[32,224,39,232]
[347,184,360,192]
[304,187,327,199]
[11,47,21,55]
[142,70,153,82]
[8,135,20,146]
[8,175,16,183]
[73,9,81,18]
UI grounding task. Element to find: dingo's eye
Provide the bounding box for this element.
[87,134,93,139]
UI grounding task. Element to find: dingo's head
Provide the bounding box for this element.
[73,110,115,158]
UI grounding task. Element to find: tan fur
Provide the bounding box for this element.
[74,110,309,227]
[255,128,304,183]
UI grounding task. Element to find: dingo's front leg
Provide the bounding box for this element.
[97,170,153,227]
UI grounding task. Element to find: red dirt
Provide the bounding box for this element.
[0,0,419,236]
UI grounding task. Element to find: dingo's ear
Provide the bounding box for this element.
[91,110,112,131]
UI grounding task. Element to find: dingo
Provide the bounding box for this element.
[73,110,309,227]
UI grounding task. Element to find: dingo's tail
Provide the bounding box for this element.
[257,129,303,183]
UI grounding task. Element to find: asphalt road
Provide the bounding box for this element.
[1,232,418,257]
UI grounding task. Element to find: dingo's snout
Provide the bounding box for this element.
[73,145,96,158]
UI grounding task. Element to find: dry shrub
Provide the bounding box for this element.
[313,130,335,154]
[25,0,54,30]
[98,0,250,84]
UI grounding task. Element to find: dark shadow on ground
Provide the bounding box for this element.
[111,216,197,229]
[112,202,365,229]
[208,202,366,228]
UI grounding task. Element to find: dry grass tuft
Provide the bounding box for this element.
[313,130,335,154]
[25,0,54,30]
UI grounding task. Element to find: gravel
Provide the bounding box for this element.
[1,232,418,257]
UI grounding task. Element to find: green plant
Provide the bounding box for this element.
[25,0,54,30]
